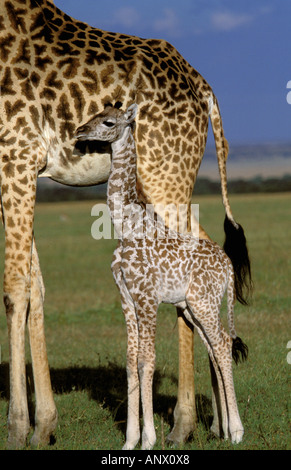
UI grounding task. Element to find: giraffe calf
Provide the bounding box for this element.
[76,104,248,450]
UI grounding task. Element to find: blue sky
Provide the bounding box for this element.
[54,0,290,146]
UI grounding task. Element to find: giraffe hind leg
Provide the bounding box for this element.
[166,310,196,445]
[208,356,223,439]
[184,298,244,444]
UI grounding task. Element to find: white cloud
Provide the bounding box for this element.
[153,8,181,37]
[211,11,254,31]
[112,7,141,29]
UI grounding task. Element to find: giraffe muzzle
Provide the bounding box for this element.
[75,125,92,140]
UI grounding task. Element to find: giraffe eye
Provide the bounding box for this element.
[103,120,115,128]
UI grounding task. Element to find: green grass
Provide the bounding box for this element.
[0,193,290,450]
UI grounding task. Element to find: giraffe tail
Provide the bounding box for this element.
[227,261,249,365]
[232,337,249,364]
[208,94,252,305]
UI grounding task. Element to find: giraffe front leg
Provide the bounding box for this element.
[123,312,141,450]
[137,307,157,451]
[123,345,140,451]
[166,310,196,444]
[111,256,140,450]
[1,184,36,448]
[28,242,58,447]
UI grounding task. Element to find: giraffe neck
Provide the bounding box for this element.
[1,0,56,34]
[107,126,140,235]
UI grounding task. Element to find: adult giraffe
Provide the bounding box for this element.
[0,0,251,448]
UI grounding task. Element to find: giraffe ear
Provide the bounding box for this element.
[124,103,138,123]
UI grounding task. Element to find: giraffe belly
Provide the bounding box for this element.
[159,279,188,306]
[39,151,111,186]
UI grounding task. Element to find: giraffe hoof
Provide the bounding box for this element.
[30,430,52,448]
[7,436,27,450]
[166,416,195,445]
[122,441,137,450]
[166,427,193,445]
[210,422,221,438]
[7,419,30,449]
[142,442,154,450]
[7,431,28,449]
[30,410,58,447]
[231,429,244,444]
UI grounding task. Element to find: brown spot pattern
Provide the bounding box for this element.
[78,107,245,450]
[0,0,234,448]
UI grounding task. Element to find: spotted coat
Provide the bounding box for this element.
[1,0,234,448]
[76,105,246,450]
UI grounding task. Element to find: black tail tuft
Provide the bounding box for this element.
[232,336,248,364]
[223,215,253,305]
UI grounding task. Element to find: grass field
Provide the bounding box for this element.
[0,192,290,450]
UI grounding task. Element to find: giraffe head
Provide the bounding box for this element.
[75,104,138,143]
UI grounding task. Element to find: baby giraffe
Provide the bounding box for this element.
[76,104,248,450]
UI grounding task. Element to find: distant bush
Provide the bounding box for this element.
[36,174,291,203]
[36,183,107,202]
[194,174,291,195]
